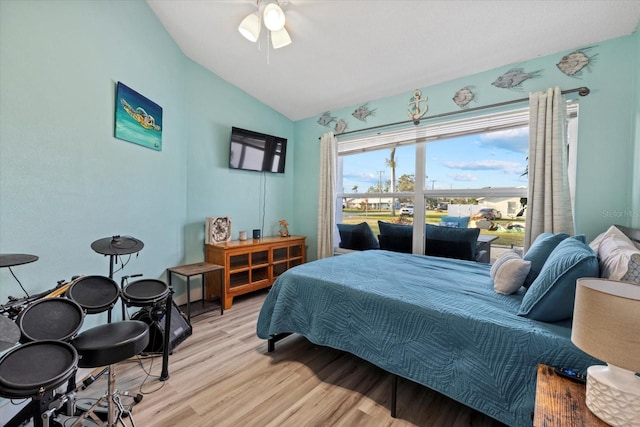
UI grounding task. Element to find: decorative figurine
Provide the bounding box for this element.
[407,89,428,124]
[556,47,598,77]
[317,111,336,127]
[279,219,290,237]
[352,103,376,122]
[334,119,347,134]
[452,86,476,109]
[491,68,542,90]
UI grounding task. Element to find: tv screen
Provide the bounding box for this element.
[229,127,287,173]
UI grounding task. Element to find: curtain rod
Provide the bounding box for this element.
[320,86,590,140]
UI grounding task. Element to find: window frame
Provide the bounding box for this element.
[336,102,578,254]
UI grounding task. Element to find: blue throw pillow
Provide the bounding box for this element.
[337,222,379,250]
[425,223,480,261]
[378,221,413,253]
[572,234,587,244]
[522,232,570,288]
[440,216,470,228]
[518,238,599,322]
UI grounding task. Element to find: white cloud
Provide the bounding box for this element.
[478,128,528,154]
[449,172,477,182]
[442,159,524,174]
[480,128,528,140]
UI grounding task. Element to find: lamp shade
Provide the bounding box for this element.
[263,3,285,31]
[238,12,261,42]
[571,278,640,372]
[271,27,291,49]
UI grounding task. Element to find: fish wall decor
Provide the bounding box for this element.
[452,86,476,109]
[556,47,598,77]
[491,68,542,90]
[317,111,336,127]
[352,103,376,122]
[334,119,347,135]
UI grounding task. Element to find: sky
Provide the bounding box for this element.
[340,127,529,194]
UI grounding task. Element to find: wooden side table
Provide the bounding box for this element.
[167,262,224,321]
[533,364,608,426]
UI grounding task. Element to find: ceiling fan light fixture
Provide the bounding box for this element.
[271,27,291,49]
[263,3,286,31]
[238,12,261,42]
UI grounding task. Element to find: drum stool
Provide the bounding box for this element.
[70,320,149,427]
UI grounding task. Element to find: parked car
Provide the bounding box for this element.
[473,208,502,220]
[400,205,414,216]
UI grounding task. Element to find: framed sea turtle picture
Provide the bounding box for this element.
[114,82,162,151]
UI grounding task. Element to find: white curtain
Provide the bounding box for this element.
[525,87,574,250]
[317,132,337,259]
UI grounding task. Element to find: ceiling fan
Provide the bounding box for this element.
[238,0,291,49]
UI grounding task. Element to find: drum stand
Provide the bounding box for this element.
[91,236,144,327]
[71,366,141,427]
[4,389,60,427]
[119,275,173,381]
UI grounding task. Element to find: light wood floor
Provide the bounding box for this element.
[69,290,505,427]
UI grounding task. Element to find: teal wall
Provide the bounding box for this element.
[182,60,295,263]
[0,1,294,314]
[1,0,638,294]
[294,34,640,260]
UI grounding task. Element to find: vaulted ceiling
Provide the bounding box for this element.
[147,0,640,121]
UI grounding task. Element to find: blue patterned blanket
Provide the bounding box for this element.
[256,250,598,426]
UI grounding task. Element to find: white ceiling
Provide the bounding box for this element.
[147,0,640,122]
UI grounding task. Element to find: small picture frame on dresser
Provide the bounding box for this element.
[206,217,231,244]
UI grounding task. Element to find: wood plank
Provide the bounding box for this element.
[533,364,608,427]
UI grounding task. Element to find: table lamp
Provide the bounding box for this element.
[571,278,640,427]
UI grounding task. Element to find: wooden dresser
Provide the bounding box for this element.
[205,235,306,309]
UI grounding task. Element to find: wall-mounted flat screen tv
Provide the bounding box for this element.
[229,127,287,173]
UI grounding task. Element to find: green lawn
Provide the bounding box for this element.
[341,210,525,247]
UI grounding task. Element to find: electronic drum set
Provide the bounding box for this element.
[0,236,175,427]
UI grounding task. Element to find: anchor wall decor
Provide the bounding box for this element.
[407,89,428,124]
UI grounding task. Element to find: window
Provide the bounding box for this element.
[336,103,578,254]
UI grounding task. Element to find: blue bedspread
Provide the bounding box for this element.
[256,250,599,426]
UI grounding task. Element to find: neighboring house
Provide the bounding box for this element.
[474,197,526,219]
[342,197,398,211]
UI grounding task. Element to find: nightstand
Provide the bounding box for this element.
[167,262,224,321]
[533,364,608,426]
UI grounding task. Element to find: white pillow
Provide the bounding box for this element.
[590,226,640,282]
[491,250,532,295]
[589,225,629,252]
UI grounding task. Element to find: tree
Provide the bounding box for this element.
[396,174,415,192]
[352,184,358,193]
[366,185,379,193]
[396,174,415,204]
[386,148,397,215]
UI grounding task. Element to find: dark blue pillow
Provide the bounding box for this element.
[522,232,570,288]
[425,224,480,261]
[378,221,413,253]
[518,238,599,322]
[337,222,379,250]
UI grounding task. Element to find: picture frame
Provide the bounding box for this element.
[206,217,232,244]
[114,82,162,151]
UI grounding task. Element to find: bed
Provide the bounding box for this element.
[256,226,640,426]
